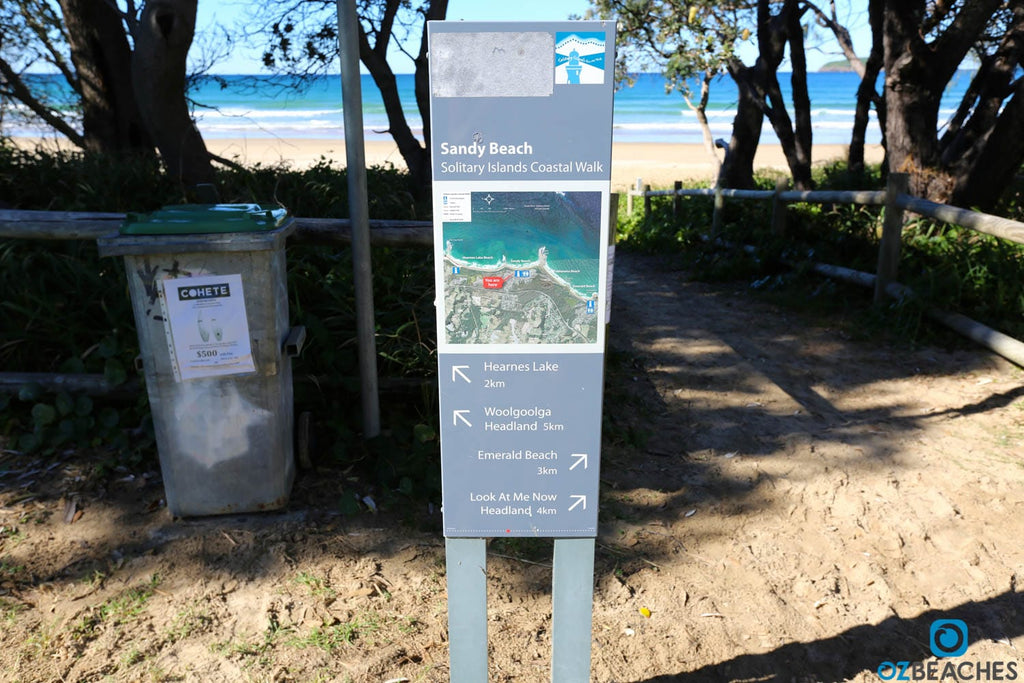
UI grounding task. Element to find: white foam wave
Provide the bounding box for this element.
[196,107,341,119]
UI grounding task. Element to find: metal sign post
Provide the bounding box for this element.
[428,20,615,681]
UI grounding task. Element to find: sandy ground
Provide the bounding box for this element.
[1,251,1022,682]
[12,136,884,193]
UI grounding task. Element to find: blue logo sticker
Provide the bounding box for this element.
[555,32,606,85]
[930,619,968,658]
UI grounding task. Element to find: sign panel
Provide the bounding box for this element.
[161,273,256,381]
[431,20,615,538]
[439,353,603,536]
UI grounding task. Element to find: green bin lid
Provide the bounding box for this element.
[121,203,289,235]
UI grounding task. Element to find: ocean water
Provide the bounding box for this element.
[9,70,974,146]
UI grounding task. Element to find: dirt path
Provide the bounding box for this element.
[1,251,1023,682]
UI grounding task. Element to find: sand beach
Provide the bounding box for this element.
[205,138,886,191]
[12,136,885,192]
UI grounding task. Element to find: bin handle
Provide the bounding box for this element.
[284,326,307,358]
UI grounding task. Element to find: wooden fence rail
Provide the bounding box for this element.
[0,209,433,398]
[5,178,1024,395]
[0,210,433,247]
[627,172,1024,368]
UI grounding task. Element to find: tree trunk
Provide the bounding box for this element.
[883,0,1007,204]
[784,6,813,189]
[802,0,886,177]
[0,56,86,146]
[131,0,214,191]
[944,2,1024,207]
[59,0,152,154]
[687,70,721,176]
[720,63,763,189]
[725,0,813,190]
[948,81,1024,208]
[882,2,949,200]
[412,0,448,197]
[849,0,885,176]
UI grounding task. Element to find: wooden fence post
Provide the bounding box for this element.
[711,184,724,236]
[673,180,682,218]
[771,177,788,236]
[875,172,909,304]
[628,177,641,215]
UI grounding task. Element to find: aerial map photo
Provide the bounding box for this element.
[440,190,602,345]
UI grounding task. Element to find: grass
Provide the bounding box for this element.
[489,536,553,564]
[0,597,27,625]
[211,614,293,671]
[0,524,23,547]
[288,611,383,651]
[20,617,62,661]
[72,574,161,641]
[0,559,26,577]
[293,571,336,600]
[164,602,215,643]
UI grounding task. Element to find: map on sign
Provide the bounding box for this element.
[440,190,602,345]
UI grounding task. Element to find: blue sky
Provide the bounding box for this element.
[197,0,872,75]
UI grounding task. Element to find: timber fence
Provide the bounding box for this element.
[626,172,1024,368]
[4,171,1024,396]
[0,212,433,398]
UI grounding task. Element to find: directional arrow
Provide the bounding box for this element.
[453,410,472,427]
[452,365,472,384]
[568,495,587,511]
[570,453,588,471]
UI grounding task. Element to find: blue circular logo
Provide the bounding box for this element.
[930,619,969,658]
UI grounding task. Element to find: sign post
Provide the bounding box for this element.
[429,20,615,681]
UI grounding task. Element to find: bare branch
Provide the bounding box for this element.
[0,55,85,146]
[802,0,865,75]
[20,2,78,89]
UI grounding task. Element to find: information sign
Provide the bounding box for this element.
[161,273,256,381]
[430,21,615,538]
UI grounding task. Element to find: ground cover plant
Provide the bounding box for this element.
[615,162,1024,346]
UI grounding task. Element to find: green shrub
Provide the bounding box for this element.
[0,141,439,501]
[615,163,1024,346]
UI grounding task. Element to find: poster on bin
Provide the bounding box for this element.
[162,274,256,380]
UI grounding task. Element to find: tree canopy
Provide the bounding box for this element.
[594,0,1024,208]
[3,0,1023,209]
[255,0,448,196]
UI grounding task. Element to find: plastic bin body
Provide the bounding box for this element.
[98,214,297,516]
